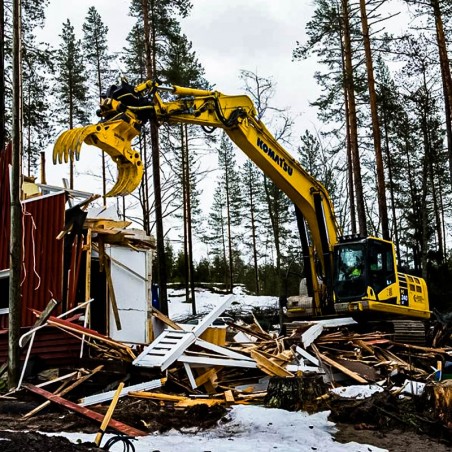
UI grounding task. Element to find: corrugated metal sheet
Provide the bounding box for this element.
[20,193,66,326]
[0,144,12,270]
[0,144,66,326]
[0,326,82,366]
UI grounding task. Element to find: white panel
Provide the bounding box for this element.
[107,245,150,344]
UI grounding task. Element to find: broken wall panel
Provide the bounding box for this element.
[0,144,66,327]
[20,193,65,326]
[107,245,152,344]
[0,328,82,366]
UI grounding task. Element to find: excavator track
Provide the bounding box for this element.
[389,319,427,345]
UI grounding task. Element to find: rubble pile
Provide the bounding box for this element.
[1,294,451,448]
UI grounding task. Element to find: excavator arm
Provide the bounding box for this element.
[53,79,341,312]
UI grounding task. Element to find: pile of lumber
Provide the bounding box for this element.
[5,297,452,437]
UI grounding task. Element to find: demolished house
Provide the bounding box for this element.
[0,143,156,371]
[1,143,451,447]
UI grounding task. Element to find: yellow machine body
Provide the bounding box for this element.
[52,79,430,321]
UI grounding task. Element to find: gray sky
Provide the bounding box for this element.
[40,0,320,143]
[39,0,322,220]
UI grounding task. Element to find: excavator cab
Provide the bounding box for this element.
[333,237,430,319]
[333,237,395,302]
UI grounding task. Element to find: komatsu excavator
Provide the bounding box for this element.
[53,79,430,322]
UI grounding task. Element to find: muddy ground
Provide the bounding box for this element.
[0,389,450,451]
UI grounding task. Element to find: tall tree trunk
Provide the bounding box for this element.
[142,0,168,314]
[359,0,389,239]
[0,0,5,150]
[432,0,452,185]
[9,0,23,390]
[264,177,281,295]
[69,84,74,189]
[382,108,401,263]
[225,150,234,293]
[181,126,189,303]
[403,138,421,272]
[95,54,107,206]
[342,0,367,236]
[184,125,196,310]
[248,173,260,294]
[338,6,356,235]
[427,131,443,262]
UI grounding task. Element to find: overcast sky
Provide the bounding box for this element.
[38,0,323,230]
[40,0,320,144]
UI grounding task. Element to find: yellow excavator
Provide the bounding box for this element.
[53,79,430,323]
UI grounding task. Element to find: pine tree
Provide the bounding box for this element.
[54,19,88,189]
[240,69,298,295]
[125,0,193,314]
[21,1,53,175]
[83,6,115,203]
[206,133,242,292]
[240,160,265,294]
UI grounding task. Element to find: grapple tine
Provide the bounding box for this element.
[53,131,69,164]
[107,162,133,197]
[53,119,143,197]
[73,125,100,161]
[60,128,81,162]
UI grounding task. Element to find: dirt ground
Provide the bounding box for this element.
[0,389,451,452]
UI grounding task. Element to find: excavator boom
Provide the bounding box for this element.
[52,79,430,321]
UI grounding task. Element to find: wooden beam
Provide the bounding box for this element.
[250,350,293,378]
[79,378,165,407]
[224,390,235,403]
[312,346,367,384]
[22,365,104,419]
[22,383,146,437]
[45,316,133,354]
[194,367,222,389]
[95,382,124,446]
[152,308,182,330]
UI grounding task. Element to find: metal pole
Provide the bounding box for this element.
[8,0,23,390]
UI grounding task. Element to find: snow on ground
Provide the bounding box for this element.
[167,286,278,321]
[52,405,387,452]
[41,289,390,450]
[330,384,384,399]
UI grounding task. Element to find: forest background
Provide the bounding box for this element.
[1,0,452,313]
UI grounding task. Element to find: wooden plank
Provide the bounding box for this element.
[301,324,323,348]
[312,347,367,384]
[128,391,185,402]
[104,258,122,331]
[79,378,165,407]
[175,398,223,408]
[23,365,104,419]
[178,354,257,368]
[23,383,146,437]
[224,390,235,403]
[95,382,124,446]
[250,350,293,378]
[184,362,197,389]
[294,345,320,367]
[194,367,222,389]
[45,316,133,353]
[152,308,182,330]
[196,338,257,362]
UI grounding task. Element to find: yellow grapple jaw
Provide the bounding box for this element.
[53,119,143,197]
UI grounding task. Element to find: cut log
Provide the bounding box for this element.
[423,380,452,426]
